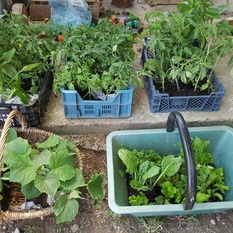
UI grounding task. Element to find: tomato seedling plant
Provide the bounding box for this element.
[140,0,233,94]
[51,18,142,100]
[0,12,58,103]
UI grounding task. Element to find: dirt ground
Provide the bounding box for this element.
[2,145,233,233]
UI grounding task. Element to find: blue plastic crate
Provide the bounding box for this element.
[60,85,134,118]
[141,37,225,112]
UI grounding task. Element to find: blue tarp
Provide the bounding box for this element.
[48,0,92,27]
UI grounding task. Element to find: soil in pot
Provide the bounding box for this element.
[153,79,211,97]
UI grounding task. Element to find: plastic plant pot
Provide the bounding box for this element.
[106,112,233,217]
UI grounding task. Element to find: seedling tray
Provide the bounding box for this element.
[141,37,225,112]
[0,70,53,127]
[60,85,134,118]
[106,125,233,216]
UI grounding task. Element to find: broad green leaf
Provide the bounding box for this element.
[185,71,192,78]
[87,173,105,200]
[35,171,60,197]
[130,180,149,192]
[5,128,17,143]
[29,85,39,94]
[53,194,79,224]
[57,139,76,155]
[3,138,31,166]
[21,181,41,199]
[172,56,182,64]
[31,149,51,167]
[118,148,137,173]
[60,168,85,190]
[142,166,160,181]
[183,47,192,56]
[191,65,200,74]
[1,63,17,78]
[69,189,82,199]
[49,150,75,181]
[0,48,15,67]
[36,135,60,149]
[9,155,38,185]
[196,192,210,203]
[19,63,40,73]
[161,155,182,176]
[139,160,155,174]
[200,83,209,91]
[10,89,29,104]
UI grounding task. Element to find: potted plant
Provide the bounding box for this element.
[140,0,233,112]
[51,18,142,119]
[106,111,233,216]
[0,112,106,224]
[0,12,57,126]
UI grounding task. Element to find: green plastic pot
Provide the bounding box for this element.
[106,113,233,217]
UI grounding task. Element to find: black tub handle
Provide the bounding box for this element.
[166,111,197,210]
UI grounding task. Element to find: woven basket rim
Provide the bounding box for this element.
[0,111,82,223]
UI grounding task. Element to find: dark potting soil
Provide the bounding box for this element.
[154,80,210,97]
[126,174,162,203]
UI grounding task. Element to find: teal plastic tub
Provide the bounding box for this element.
[106,125,233,217]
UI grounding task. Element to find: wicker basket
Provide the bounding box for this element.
[0,110,82,223]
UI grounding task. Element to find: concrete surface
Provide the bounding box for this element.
[41,0,233,136]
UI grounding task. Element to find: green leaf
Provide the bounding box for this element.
[36,136,60,149]
[87,173,105,200]
[3,138,31,166]
[49,150,75,181]
[5,128,17,143]
[112,45,117,52]
[161,155,182,176]
[184,47,192,56]
[128,192,149,206]
[31,149,51,167]
[60,168,85,190]
[19,63,40,73]
[118,148,137,173]
[21,181,41,199]
[130,180,149,192]
[53,194,79,224]
[69,189,82,199]
[185,71,192,78]
[35,171,60,197]
[29,85,39,94]
[9,155,38,185]
[0,48,16,67]
[142,166,160,181]
[10,89,29,104]
[213,192,223,201]
[196,192,210,203]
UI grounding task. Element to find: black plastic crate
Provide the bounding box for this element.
[0,70,53,127]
